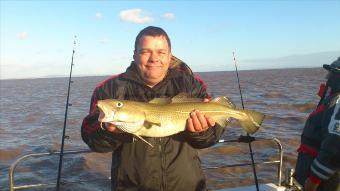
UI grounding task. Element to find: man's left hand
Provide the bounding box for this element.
[304,177,319,191]
[186,98,216,133]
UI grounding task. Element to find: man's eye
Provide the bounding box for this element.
[140,51,150,55]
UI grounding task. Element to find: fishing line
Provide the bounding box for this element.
[56,35,77,190]
[232,52,260,191]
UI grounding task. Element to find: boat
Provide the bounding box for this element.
[8,135,303,191]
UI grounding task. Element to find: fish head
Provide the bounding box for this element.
[97,99,145,122]
[97,99,145,133]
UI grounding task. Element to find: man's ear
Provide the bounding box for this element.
[133,50,137,60]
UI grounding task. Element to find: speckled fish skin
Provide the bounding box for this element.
[97,95,265,138]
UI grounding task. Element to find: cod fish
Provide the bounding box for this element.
[97,94,265,146]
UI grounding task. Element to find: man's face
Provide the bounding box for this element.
[133,35,171,87]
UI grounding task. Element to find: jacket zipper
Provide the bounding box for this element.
[159,138,166,190]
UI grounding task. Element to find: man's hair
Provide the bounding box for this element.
[134,26,171,51]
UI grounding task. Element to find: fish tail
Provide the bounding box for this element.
[238,110,265,134]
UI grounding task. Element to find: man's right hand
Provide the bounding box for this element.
[104,123,122,133]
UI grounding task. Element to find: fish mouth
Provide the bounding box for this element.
[97,107,115,122]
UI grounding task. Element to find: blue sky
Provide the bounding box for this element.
[1,0,339,79]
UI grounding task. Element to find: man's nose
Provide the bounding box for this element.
[149,52,160,61]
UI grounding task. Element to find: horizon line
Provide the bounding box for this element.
[0,66,323,81]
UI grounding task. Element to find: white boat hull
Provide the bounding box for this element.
[216,183,289,191]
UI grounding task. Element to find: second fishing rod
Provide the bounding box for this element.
[232,52,260,191]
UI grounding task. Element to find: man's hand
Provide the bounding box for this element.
[186,98,216,133]
[304,177,319,191]
[103,123,122,133]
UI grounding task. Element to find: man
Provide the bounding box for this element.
[294,57,340,191]
[81,26,225,191]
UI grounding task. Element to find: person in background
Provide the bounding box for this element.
[294,57,340,191]
[81,26,225,191]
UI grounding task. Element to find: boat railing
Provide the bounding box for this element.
[9,136,283,190]
[8,149,110,191]
[203,136,283,187]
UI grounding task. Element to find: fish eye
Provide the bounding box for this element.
[116,102,123,107]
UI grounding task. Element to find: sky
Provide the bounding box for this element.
[1,0,339,79]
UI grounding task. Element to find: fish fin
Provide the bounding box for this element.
[211,96,235,108]
[238,110,265,134]
[149,98,171,104]
[173,92,191,98]
[134,135,154,147]
[171,93,203,103]
[143,120,161,129]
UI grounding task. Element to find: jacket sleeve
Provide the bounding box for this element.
[310,95,340,181]
[185,75,225,149]
[81,87,131,153]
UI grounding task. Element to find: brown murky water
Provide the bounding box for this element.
[0,68,326,190]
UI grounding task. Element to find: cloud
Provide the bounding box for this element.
[162,13,175,20]
[119,8,154,24]
[17,32,29,40]
[95,12,103,19]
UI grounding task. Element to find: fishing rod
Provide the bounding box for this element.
[56,35,77,190]
[232,52,260,191]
